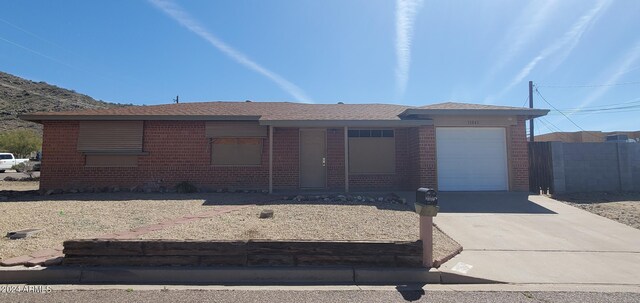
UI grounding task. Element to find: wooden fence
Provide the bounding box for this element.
[528,142,554,194]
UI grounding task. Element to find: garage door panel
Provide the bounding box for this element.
[436,127,508,191]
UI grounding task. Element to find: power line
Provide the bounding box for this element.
[521,94,530,108]
[534,86,601,139]
[557,97,640,110]
[537,118,574,142]
[547,109,640,115]
[537,80,640,88]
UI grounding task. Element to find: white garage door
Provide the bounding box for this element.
[436,127,508,191]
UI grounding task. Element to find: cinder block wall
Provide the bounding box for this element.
[551,142,640,193]
[632,144,640,191]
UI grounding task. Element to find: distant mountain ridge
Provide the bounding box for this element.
[0,71,127,134]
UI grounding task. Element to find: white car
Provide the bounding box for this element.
[0,153,29,173]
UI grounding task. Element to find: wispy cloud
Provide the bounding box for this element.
[488,0,611,102]
[485,0,558,82]
[395,0,424,98]
[148,0,313,103]
[575,41,640,109]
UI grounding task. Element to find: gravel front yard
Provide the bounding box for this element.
[138,201,461,264]
[0,193,462,266]
[553,192,640,229]
[0,193,244,261]
[0,180,39,191]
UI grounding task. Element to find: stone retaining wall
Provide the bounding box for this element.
[63,239,423,268]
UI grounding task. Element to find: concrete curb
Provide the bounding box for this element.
[0,265,501,285]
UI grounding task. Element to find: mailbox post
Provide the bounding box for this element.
[414,188,438,268]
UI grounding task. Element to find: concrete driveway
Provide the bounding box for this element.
[434,192,640,285]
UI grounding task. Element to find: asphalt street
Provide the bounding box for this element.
[1,290,640,303]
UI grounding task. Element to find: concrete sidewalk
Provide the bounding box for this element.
[434,193,640,284]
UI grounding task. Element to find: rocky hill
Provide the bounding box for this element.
[0,71,127,135]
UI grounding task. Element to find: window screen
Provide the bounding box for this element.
[348,130,395,174]
[78,121,143,153]
[212,138,263,165]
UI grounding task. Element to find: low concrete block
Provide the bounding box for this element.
[354,267,441,284]
[79,266,355,284]
[0,266,81,284]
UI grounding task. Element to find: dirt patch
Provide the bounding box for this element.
[552,192,640,229]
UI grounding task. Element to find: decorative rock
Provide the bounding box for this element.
[259,209,274,219]
[44,189,54,196]
[378,197,385,202]
[7,228,44,239]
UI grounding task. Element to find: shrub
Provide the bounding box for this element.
[0,129,42,158]
[12,162,37,179]
[175,181,198,194]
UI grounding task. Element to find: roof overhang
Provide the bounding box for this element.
[19,115,261,123]
[259,120,433,127]
[400,108,549,119]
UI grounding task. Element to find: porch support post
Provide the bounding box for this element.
[344,126,349,193]
[269,125,274,194]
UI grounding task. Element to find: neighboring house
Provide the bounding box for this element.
[535,131,640,143]
[20,101,548,193]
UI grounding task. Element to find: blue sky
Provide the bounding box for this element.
[1,0,639,134]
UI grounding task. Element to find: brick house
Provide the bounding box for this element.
[21,101,548,193]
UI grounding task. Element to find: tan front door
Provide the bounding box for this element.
[299,129,327,188]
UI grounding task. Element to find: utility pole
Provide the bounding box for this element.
[529,81,534,142]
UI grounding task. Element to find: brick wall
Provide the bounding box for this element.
[509,117,529,191]
[417,125,438,189]
[41,121,271,191]
[272,127,299,189]
[326,128,345,190]
[41,120,528,192]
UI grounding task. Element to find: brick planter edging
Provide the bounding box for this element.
[63,239,423,268]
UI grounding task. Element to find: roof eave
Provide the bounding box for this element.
[18,114,262,122]
[259,120,433,127]
[400,108,550,119]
